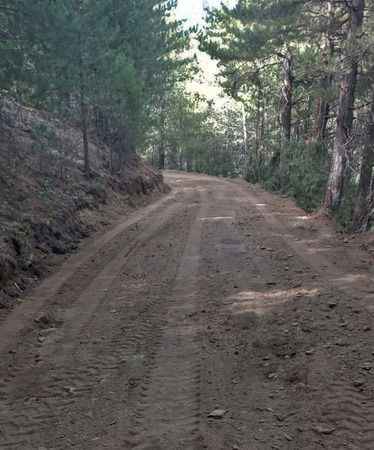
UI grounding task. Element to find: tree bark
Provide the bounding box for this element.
[273,51,293,182]
[314,1,334,142]
[80,86,90,177]
[323,0,365,211]
[314,84,331,142]
[242,102,248,158]
[78,18,90,178]
[280,51,293,144]
[270,52,293,174]
[186,156,193,172]
[158,145,165,170]
[158,102,166,170]
[352,93,374,231]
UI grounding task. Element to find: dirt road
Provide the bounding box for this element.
[0,172,373,449]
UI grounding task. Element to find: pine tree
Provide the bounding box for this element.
[323,0,365,210]
[0,0,192,173]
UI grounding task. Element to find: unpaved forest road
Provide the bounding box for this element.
[0,171,374,450]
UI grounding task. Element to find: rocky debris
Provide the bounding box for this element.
[360,362,372,371]
[34,312,62,330]
[313,424,336,435]
[208,409,227,419]
[353,379,365,387]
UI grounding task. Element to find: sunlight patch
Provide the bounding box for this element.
[200,216,234,221]
[333,273,370,284]
[226,287,319,315]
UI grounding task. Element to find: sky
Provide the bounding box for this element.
[175,0,237,109]
[176,0,235,25]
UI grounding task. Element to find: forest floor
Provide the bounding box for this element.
[0,171,374,449]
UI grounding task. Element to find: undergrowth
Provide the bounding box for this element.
[247,141,329,212]
[244,141,362,230]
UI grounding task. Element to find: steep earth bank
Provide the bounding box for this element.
[0,99,167,311]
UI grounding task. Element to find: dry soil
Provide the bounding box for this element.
[0,171,373,449]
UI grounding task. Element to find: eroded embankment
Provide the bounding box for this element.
[0,99,167,310]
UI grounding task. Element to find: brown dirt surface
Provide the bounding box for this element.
[0,99,167,313]
[0,171,373,449]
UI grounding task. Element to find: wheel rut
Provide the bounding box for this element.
[127,189,208,450]
[318,380,374,449]
[1,172,373,450]
[0,191,197,449]
[0,190,179,354]
[240,184,374,450]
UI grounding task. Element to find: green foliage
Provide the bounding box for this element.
[197,0,374,230]
[146,86,245,177]
[2,0,374,231]
[0,0,192,164]
[263,142,329,211]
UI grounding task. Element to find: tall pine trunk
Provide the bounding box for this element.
[314,78,331,142]
[280,51,293,143]
[158,102,166,170]
[158,146,165,170]
[352,92,374,231]
[253,90,264,181]
[78,29,90,178]
[272,52,293,173]
[324,0,365,210]
[314,1,334,142]
[80,82,90,177]
[242,103,248,159]
[276,51,293,185]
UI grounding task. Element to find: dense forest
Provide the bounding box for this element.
[0,0,193,174]
[1,0,374,231]
[200,0,374,231]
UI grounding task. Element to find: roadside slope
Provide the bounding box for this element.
[0,99,167,311]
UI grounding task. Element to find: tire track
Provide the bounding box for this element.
[0,192,197,449]
[127,188,208,450]
[0,189,180,355]
[239,184,374,450]
[317,381,374,449]
[3,171,372,450]
[48,204,198,449]
[0,198,185,388]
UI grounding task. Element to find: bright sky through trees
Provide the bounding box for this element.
[176,0,236,24]
[175,0,237,107]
